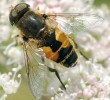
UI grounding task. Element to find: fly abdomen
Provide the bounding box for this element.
[62,50,78,67]
[56,45,73,63]
[41,28,78,67]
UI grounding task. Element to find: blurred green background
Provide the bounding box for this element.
[0,0,110,100]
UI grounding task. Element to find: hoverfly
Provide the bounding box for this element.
[9,3,102,99]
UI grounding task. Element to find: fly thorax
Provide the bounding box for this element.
[16,11,46,39]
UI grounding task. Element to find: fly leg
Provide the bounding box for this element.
[48,67,66,90]
[79,51,88,60]
[74,41,89,60]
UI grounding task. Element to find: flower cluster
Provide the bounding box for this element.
[51,59,110,100]
[79,5,110,63]
[0,1,24,99]
[0,66,21,100]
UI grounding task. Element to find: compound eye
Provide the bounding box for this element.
[9,3,30,25]
[15,3,30,14]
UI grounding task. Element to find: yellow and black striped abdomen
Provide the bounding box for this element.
[41,28,78,67]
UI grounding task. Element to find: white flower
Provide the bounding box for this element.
[0,69,21,99]
[4,45,24,65]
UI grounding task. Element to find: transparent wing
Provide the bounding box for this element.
[23,40,52,99]
[46,13,103,36]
